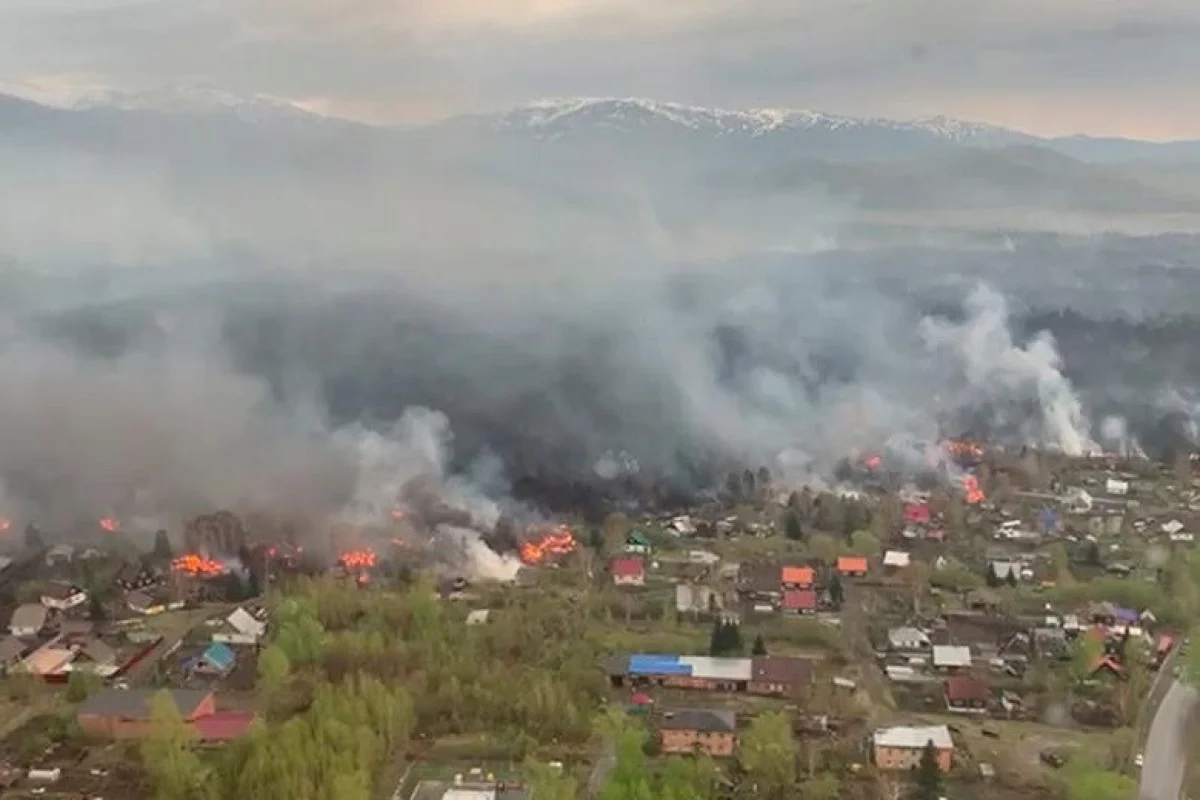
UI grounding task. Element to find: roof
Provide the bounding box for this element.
[882,551,911,568]
[41,583,85,601]
[836,555,869,573]
[610,556,645,577]
[888,627,930,647]
[226,607,266,636]
[873,724,953,750]
[201,642,236,671]
[678,655,753,682]
[190,711,257,741]
[659,708,736,733]
[782,589,817,610]
[626,530,651,546]
[10,604,47,631]
[945,675,990,703]
[933,645,972,668]
[125,591,154,610]
[78,688,213,720]
[1111,606,1139,623]
[740,562,784,593]
[80,639,117,666]
[751,656,813,686]
[23,647,75,675]
[781,565,814,586]
[903,503,931,523]
[466,609,491,625]
[0,637,27,662]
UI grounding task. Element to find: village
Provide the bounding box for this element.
[0,443,1196,800]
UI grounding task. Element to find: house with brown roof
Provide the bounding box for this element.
[835,556,868,577]
[748,656,813,696]
[40,583,87,612]
[781,589,816,615]
[610,556,646,587]
[659,709,737,757]
[944,675,990,714]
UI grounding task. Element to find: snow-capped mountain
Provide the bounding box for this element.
[480,97,1029,148]
[72,84,337,126]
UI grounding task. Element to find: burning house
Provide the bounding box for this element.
[518,525,577,566]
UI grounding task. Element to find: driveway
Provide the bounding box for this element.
[1138,680,1199,800]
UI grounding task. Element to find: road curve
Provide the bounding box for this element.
[1138,680,1198,800]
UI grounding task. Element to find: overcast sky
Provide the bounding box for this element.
[2,0,1199,138]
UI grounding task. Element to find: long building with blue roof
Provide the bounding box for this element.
[606,652,812,696]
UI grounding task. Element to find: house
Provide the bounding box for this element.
[1169,531,1195,544]
[71,639,119,676]
[882,551,911,570]
[659,709,737,757]
[1105,478,1129,496]
[44,544,75,567]
[933,645,972,672]
[193,643,237,676]
[835,556,868,578]
[126,591,185,616]
[748,656,813,695]
[888,627,932,652]
[610,556,646,587]
[609,654,812,696]
[738,563,784,604]
[873,725,953,772]
[116,562,160,593]
[966,588,1002,612]
[675,584,718,614]
[903,503,931,525]
[77,688,255,741]
[945,675,991,714]
[22,645,76,676]
[781,565,814,589]
[40,583,88,612]
[1091,655,1126,679]
[211,607,267,646]
[781,589,817,615]
[9,604,47,637]
[686,550,720,566]
[624,531,652,555]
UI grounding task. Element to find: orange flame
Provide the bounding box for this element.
[863,454,882,470]
[339,548,377,569]
[962,474,984,504]
[943,439,984,460]
[390,507,405,521]
[519,526,577,565]
[171,552,226,577]
[99,517,119,532]
[0,517,10,532]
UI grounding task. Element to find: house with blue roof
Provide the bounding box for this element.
[192,642,237,676]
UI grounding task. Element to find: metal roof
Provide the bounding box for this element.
[9,604,47,631]
[678,656,752,682]
[932,645,972,667]
[201,643,236,670]
[873,724,953,750]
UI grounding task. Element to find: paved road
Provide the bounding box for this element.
[1138,680,1199,800]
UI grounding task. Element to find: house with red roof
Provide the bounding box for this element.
[836,556,869,577]
[781,589,817,615]
[610,556,646,587]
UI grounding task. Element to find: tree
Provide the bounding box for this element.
[1064,764,1136,800]
[523,761,578,800]
[153,529,173,561]
[88,593,107,622]
[752,634,768,656]
[1049,542,1075,586]
[912,740,943,800]
[66,670,101,703]
[23,523,44,551]
[710,620,744,656]
[848,530,880,557]
[1070,635,1104,682]
[783,511,804,541]
[827,572,845,608]
[737,711,796,800]
[141,690,211,800]
[256,644,292,706]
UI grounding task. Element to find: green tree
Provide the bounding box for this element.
[66,670,101,703]
[737,710,796,800]
[783,511,804,541]
[141,690,211,800]
[659,755,718,800]
[912,740,943,800]
[1070,635,1104,682]
[523,761,578,800]
[848,530,880,557]
[752,634,768,656]
[1063,764,1136,800]
[256,644,292,706]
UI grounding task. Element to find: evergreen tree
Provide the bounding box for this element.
[24,523,45,551]
[752,634,767,656]
[727,621,744,654]
[912,740,944,800]
[88,593,107,622]
[708,619,724,656]
[153,530,173,561]
[828,572,845,608]
[784,511,804,541]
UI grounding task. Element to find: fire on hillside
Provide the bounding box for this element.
[519,526,577,565]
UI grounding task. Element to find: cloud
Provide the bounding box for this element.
[1,0,1198,134]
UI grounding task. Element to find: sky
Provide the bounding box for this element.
[2,0,1200,138]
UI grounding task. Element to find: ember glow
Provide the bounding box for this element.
[99,517,119,532]
[962,474,984,504]
[390,507,405,521]
[519,526,577,565]
[863,454,882,470]
[339,548,378,569]
[0,517,10,532]
[172,552,226,577]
